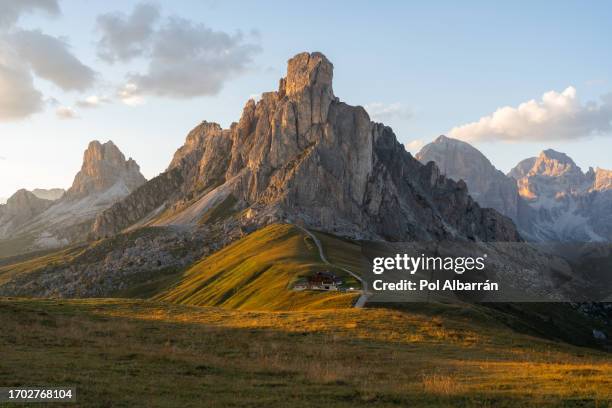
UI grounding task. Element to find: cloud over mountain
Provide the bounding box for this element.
[449,87,612,142]
[96,3,160,63]
[11,29,95,91]
[0,41,44,120]
[96,3,261,99]
[0,0,95,121]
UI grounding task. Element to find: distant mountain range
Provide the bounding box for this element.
[0,141,145,254]
[417,136,612,241]
[1,52,611,261]
[1,51,611,319]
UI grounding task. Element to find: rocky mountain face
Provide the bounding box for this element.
[416,135,521,222]
[510,150,612,241]
[507,157,536,180]
[65,141,145,199]
[416,136,612,242]
[0,141,146,255]
[93,52,519,242]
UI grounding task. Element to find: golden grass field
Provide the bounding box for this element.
[0,298,610,407]
[0,224,611,407]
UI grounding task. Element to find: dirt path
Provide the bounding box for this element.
[295,225,369,308]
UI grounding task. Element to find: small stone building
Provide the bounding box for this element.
[294,271,342,291]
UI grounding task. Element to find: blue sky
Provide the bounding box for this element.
[1,0,612,198]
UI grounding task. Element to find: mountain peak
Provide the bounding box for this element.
[280,52,334,99]
[433,134,452,143]
[532,149,581,178]
[2,189,52,219]
[93,52,519,242]
[539,149,576,165]
[66,140,146,199]
[416,136,520,222]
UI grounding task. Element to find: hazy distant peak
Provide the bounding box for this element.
[65,139,146,199]
[31,188,65,201]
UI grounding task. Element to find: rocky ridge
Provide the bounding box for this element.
[93,52,520,242]
[416,136,612,242]
[510,150,612,241]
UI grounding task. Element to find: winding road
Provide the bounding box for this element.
[295,225,370,308]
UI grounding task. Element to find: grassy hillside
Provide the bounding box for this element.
[155,224,358,310]
[1,298,610,407]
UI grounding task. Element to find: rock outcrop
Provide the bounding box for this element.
[93,52,520,242]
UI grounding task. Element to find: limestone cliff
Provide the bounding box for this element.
[93,52,520,242]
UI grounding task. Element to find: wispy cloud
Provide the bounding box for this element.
[55,106,78,119]
[449,87,612,142]
[75,95,111,108]
[364,102,412,122]
[117,83,144,106]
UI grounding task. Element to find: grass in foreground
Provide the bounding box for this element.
[0,298,610,407]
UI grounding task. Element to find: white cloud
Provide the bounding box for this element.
[0,1,96,121]
[11,29,96,91]
[405,139,425,153]
[96,3,261,99]
[76,95,110,108]
[364,102,412,122]
[449,86,612,142]
[0,41,44,121]
[55,106,78,119]
[118,83,144,106]
[96,3,160,63]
